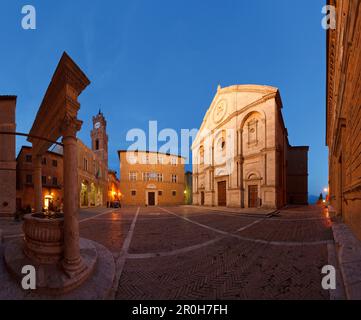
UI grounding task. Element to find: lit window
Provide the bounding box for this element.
[129,172,137,181]
[149,172,157,180]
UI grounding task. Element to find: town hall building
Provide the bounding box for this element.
[192,84,309,209]
[15,110,113,211]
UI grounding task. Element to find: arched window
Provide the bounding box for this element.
[199,146,204,165]
[213,130,227,166]
[218,137,226,152]
[247,119,258,144]
[242,111,264,150]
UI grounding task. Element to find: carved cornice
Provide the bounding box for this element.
[60,114,83,138]
[29,52,90,153]
[326,13,336,146]
[344,179,361,196]
[331,118,346,156]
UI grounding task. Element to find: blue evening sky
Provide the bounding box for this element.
[0,0,327,197]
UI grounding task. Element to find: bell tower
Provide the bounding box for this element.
[91,109,108,165]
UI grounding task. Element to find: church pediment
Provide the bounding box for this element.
[193,84,278,148]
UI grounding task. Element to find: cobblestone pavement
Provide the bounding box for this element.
[0,205,337,300]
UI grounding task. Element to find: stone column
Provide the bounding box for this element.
[61,117,85,277]
[33,155,43,213]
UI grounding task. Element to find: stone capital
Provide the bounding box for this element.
[60,114,83,138]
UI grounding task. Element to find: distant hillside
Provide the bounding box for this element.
[308,195,319,204]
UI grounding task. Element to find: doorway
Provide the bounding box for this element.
[218,181,227,206]
[248,185,258,208]
[201,191,205,206]
[148,192,156,206]
[44,195,54,211]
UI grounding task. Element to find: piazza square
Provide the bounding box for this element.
[0,0,361,306]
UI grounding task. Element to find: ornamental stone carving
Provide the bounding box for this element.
[213,100,227,124]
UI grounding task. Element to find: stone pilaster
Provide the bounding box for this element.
[0,96,16,217]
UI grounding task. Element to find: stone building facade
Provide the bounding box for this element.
[118,150,185,206]
[78,138,108,208]
[16,111,110,211]
[16,146,63,211]
[326,0,361,240]
[192,84,308,209]
[0,96,17,217]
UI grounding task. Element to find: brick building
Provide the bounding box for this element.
[326,0,361,239]
[118,150,185,206]
[16,146,63,211]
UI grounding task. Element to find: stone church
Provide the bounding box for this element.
[192,84,308,209]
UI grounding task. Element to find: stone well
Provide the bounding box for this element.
[3,52,115,297]
[23,213,64,264]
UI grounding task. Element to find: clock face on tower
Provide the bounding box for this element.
[95,122,101,129]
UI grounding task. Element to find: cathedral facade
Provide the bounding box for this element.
[192,85,308,209]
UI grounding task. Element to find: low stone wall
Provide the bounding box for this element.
[332,223,361,300]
